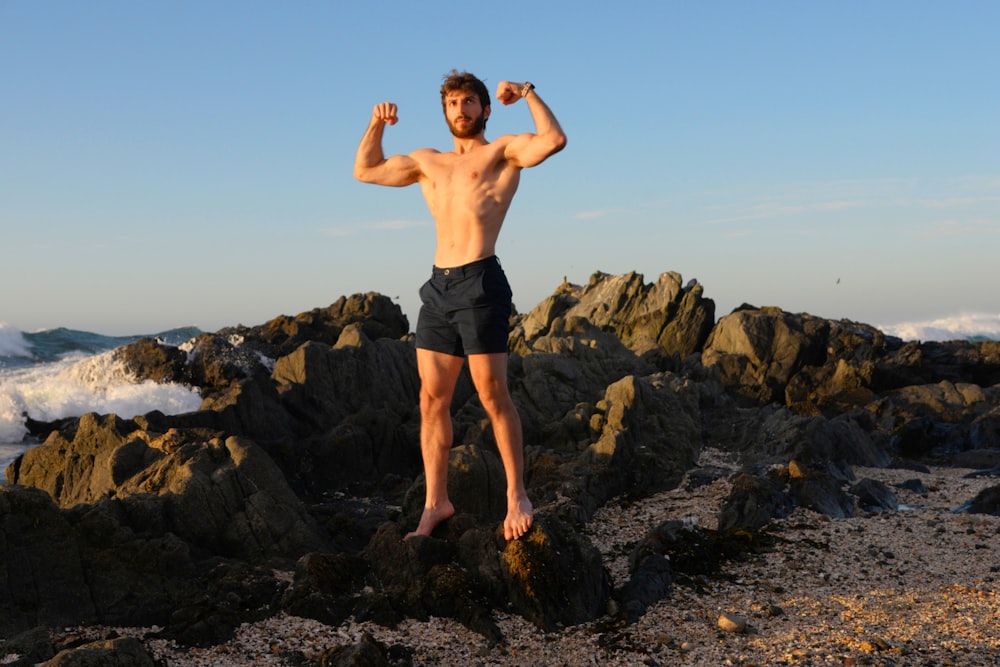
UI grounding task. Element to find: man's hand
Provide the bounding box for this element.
[495,81,527,106]
[372,101,399,126]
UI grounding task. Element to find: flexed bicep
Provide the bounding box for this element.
[497,85,567,168]
[504,132,561,169]
[358,152,423,187]
[354,103,423,186]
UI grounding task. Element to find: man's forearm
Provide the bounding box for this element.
[523,88,567,155]
[354,117,387,182]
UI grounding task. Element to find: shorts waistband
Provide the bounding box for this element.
[432,255,500,278]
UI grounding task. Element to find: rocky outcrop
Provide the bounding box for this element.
[9,415,328,561]
[512,270,715,360]
[5,274,1000,651]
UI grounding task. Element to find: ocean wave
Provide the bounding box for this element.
[1,351,203,444]
[0,327,205,451]
[878,312,1000,342]
[0,323,33,360]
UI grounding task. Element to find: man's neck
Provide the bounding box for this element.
[452,134,488,155]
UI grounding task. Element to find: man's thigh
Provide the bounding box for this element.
[417,348,465,400]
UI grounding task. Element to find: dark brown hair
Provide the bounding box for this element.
[440,70,490,112]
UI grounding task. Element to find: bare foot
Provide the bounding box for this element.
[403,501,455,541]
[503,495,533,540]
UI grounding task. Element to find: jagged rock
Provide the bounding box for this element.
[874,339,1000,390]
[709,405,889,478]
[401,444,507,533]
[702,306,830,406]
[178,332,272,392]
[9,413,146,505]
[718,465,857,530]
[198,373,294,443]
[112,337,188,385]
[513,315,655,434]
[0,486,97,635]
[7,270,1000,645]
[0,484,208,638]
[869,381,995,459]
[574,372,701,515]
[273,328,419,430]
[8,417,328,561]
[220,292,410,361]
[513,270,714,359]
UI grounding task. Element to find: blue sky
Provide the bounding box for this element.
[2,1,997,336]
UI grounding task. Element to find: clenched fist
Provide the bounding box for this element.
[372,101,399,125]
[495,81,528,106]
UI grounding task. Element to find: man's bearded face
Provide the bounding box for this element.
[448,109,486,138]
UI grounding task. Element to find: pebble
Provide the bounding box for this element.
[717,612,748,633]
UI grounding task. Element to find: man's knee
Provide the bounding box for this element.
[477,385,516,418]
[420,387,449,413]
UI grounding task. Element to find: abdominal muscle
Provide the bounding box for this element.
[417,140,520,268]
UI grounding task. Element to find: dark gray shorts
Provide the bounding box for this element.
[415,255,513,357]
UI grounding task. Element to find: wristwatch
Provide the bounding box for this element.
[521,82,535,97]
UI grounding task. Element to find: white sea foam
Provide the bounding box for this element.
[0,350,203,446]
[879,312,1000,342]
[0,323,33,359]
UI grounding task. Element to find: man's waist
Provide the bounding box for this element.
[431,255,501,278]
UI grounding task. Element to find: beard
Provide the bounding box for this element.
[448,111,486,138]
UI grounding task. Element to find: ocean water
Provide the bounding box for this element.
[2,312,998,477]
[0,324,205,474]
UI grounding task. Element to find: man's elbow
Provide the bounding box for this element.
[552,132,568,154]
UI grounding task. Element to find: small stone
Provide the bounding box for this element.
[717,612,748,633]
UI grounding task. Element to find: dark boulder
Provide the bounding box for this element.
[850,478,899,513]
[962,483,1000,516]
[717,472,793,532]
[220,292,410,361]
[8,417,328,562]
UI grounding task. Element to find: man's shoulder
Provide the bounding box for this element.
[410,147,442,159]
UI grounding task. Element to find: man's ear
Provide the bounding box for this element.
[484,105,491,121]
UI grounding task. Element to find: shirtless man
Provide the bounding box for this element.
[354,71,566,541]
